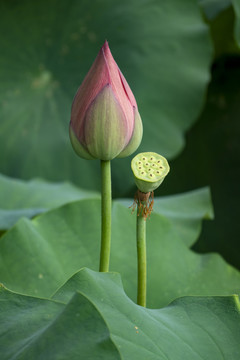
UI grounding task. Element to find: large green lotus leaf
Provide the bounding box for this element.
[0,0,212,194]
[0,199,101,297]
[111,200,239,308]
[0,174,99,230]
[53,269,240,360]
[1,271,239,360]
[119,187,214,247]
[0,284,120,360]
[0,189,239,308]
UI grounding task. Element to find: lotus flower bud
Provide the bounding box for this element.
[70,41,143,161]
[131,152,170,193]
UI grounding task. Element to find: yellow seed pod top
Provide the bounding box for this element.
[131,152,170,193]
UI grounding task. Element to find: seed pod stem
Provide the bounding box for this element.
[136,199,147,307]
[131,152,170,307]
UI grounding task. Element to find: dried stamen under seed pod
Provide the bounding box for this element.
[130,190,154,219]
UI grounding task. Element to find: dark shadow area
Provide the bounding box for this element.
[159,55,240,270]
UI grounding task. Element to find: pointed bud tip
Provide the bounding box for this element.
[102,40,109,51]
[101,40,113,61]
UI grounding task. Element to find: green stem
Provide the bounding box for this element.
[99,160,112,272]
[136,209,147,307]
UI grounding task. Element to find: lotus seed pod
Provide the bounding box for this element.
[131,152,170,193]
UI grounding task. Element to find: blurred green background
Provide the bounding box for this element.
[0,0,239,269]
[159,2,240,270]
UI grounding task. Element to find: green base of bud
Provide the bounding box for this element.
[69,126,95,160]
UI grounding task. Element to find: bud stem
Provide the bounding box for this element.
[136,203,147,307]
[99,160,112,272]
